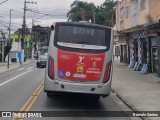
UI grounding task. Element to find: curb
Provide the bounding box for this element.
[0,60,34,74]
[111,88,149,120]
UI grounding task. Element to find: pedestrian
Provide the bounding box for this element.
[29,53,32,60]
[36,51,39,60]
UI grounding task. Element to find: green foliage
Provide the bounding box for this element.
[67,0,96,23]
[67,0,118,26]
[32,25,51,46]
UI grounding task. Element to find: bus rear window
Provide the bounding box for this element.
[56,25,110,50]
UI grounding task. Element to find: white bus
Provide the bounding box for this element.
[44,22,114,100]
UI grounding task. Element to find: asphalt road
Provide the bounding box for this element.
[0,61,133,120]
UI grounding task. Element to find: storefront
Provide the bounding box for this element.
[118,35,127,63]
[146,36,160,76]
[140,38,147,64]
[147,26,160,77]
[129,29,147,71]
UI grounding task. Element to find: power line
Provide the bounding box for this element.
[0,21,8,28]
[26,15,44,26]
[11,20,23,25]
[27,9,67,17]
[0,10,23,25]
[0,0,8,5]
[0,19,8,24]
[3,3,23,10]
[1,2,67,17]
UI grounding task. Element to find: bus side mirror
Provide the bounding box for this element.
[51,25,54,31]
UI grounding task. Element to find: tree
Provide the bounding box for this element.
[95,5,106,25]
[32,25,50,47]
[67,0,96,23]
[101,0,118,26]
[67,0,118,26]
[15,27,30,35]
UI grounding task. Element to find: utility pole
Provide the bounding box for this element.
[31,19,34,59]
[22,0,26,63]
[22,0,37,63]
[7,9,12,69]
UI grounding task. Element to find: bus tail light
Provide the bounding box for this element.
[103,61,112,83]
[48,56,54,80]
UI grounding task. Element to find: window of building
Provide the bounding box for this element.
[131,0,138,15]
[116,6,119,24]
[120,7,125,20]
[140,0,146,11]
[131,13,138,26]
[125,6,130,19]
[131,0,138,26]
[120,21,124,30]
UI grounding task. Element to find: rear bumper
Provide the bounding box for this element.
[44,78,111,96]
[37,62,46,66]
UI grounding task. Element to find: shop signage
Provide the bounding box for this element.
[0,31,8,41]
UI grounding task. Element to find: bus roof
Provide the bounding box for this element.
[53,22,112,29]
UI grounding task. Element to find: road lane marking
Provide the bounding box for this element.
[19,81,44,111]
[13,81,44,120]
[25,85,44,111]
[27,67,34,70]
[0,70,32,87]
[17,68,25,71]
[23,81,44,111]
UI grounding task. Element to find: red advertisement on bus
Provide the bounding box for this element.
[58,49,105,81]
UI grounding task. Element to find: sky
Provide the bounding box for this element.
[0,0,105,33]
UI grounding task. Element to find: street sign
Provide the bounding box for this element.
[0,31,8,41]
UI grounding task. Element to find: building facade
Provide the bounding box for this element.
[113,26,120,58]
[115,0,160,76]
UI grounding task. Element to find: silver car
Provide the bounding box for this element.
[36,53,48,68]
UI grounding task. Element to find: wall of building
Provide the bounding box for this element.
[149,0,160,22]
[116,0,132,31]
[124,1,131,30]
[116,0,159,31]
[138,0,150,25]
[116,3,121,32]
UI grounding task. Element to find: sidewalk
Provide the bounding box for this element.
[0,60,33,74]
[112,58,160,120]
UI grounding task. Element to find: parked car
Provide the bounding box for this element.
[36,53,48,68]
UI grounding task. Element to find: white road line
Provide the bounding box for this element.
[0,70,32,87]
[27,67,34,70]
[17,68,25,71]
